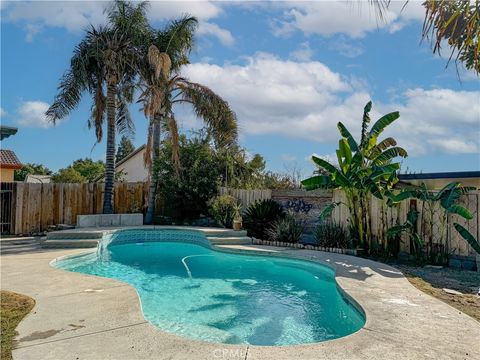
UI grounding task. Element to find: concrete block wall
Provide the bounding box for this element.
[77,214,143,228]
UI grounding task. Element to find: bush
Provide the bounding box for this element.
[243,199,285,239]
[157,134,222,222]
[315,221,350,248]
[210,195,238,228]
[267,215,304,243]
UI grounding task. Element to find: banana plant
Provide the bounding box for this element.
[387,210,424,255]
[388,182,480,255]
[302,101,407,251]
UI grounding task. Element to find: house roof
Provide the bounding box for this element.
[0,149,22,169]
[0,126,18,141]
[116,144,146,168]
[94,145,146,182]
[399,171,480,180]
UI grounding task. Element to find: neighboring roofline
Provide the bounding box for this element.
[94,145,146,182]
[0,163,22,170]
[115,144,146,168]
[399,171,480,180]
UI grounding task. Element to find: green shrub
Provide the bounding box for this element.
[243,199,285,239]
[210,195,238,228]
[315,221,350,248]
[267,215,304,243]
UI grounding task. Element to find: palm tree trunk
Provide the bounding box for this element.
[144,113,161,224]
[103,82,116,214]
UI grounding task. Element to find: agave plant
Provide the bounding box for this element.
[267,215,304,244]
[388,182,480,255]
[315,221,350,249]
[243,199,285,240]
[302,101,407,251]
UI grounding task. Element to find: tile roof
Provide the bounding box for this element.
[0,149,22,169]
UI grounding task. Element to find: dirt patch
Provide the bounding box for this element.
[1,290,35,360]
[396,265,480,322]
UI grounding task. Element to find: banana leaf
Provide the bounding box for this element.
[319,202,342,219]
[368,111,400,139]
[311,156,350,187]
[372,147,408,164]
[337,122,358,152]
[412,233,425,248]
[447,205,473,220]
[454,223,480,254]
[387,224,409,239]
[301,175,335,190]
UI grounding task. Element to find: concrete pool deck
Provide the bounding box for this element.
[1,227,479,360]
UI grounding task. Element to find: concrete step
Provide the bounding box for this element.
[207,236,252,245]
[203,229,248,238]
[42,239,99,248]
[46,230,104,240]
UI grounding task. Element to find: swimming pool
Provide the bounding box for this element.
[53,229,365,346]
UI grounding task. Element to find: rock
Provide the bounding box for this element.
[424,265,443,270]
[442,288,463,296]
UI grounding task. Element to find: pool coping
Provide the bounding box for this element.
[2,226,480,360]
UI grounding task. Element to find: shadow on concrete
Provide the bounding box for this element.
[306,253,404,282]
[0,239,63,256]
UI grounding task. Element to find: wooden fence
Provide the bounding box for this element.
[222,187,479,258]
[331,190,480,257]
[13,182,147,234]
[8,181,480,258]
[218,187,272,208]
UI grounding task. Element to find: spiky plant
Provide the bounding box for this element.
[243,199,286,240]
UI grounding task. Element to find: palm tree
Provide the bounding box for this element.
[46,1,149,214]
[139,18,238,224]
[368,0,480,75]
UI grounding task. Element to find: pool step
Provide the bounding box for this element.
[203,229,247,238]
[46,230,104,240]
[42,239,99,248]
[207,236,252,246]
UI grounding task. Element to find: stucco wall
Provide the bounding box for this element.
[116,148,149,182]
[0,168,14,182]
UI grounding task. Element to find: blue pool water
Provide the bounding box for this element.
[53,231,365,346]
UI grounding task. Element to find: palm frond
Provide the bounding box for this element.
[176,80,238,147]
[155,16,198,71]
[46,36,97,123]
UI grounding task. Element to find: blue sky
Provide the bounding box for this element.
[1,1,479,177]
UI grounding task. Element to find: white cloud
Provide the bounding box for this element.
[290,42,313,61]
[183,53,480,156]
[17,101,54,128]
[2,0,233,46]
[24,23,42,42]
[149,1,222,22]
[281,154,297,162]
[271,1,425,38]
[328,36,364,58]
[197,22,235,46]
[4,1,107,33]
[0,107,7,117]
